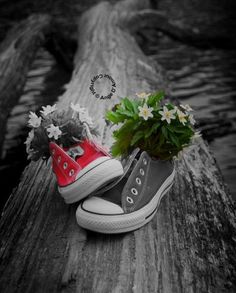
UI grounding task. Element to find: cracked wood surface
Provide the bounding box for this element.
[0,14,51,155]
[0,0,235,292]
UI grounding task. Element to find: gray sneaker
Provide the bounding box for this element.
[76,149,175,234]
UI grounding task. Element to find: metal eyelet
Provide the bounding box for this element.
[143,158,147,165]
[57,156,61,163]
[69,169,74,176]
[136,177,141,185]
[63,162,68,169]
[126,196,134,204]
[131,188,138,195]
[140,168,145,176]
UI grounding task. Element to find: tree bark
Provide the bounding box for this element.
[0,1,235,292]
[0,14,51,156]
[124,9,236,48]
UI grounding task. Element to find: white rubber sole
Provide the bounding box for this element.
[76,168,175,233]
[58,157,124,204]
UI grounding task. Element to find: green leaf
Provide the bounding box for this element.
[166,125,174,133]
[169,132,180,147]
[116,108,134,118]
[131,100,139,114]
[161,126,169,140]
[122,98,137,113]
[156,133,165,150]
[111,132,132,157]
[147,91,165,107]
[113,120,134,139]
[167,124,193,135]
[173,127,187,134]
[111,143,122,157]
[106,111,125,124]
[131,131,144,146]
[133,120,142,130]
[145,122,160,138]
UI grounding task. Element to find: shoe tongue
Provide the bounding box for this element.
[90,148,140,197]
[126,158,137,176]
[66,145,84,160]
[100,159,138,206]
[101,178,125,206]
[90,149,141,207]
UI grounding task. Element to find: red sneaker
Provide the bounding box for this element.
[49,139,124,203]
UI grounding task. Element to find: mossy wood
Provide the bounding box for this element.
[0,0,235,292]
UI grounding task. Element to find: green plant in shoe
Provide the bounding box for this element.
[106,91,200,160]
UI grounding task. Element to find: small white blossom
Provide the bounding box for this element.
[40,104,57,116]
[70,102,86,114]
[180,104,193,112]
[177,109,187,125]
[79,109,94,127]
[28,112,42,128]
[188,114,196,125]
[159,106,176,124]
[27,151,34,160]
[47,124,62,140]
[173,106,179,112]
[136,92,151,99]
[192,131,202,140]
[195,131,201,137]
[174,150,185,161]
[138,103,153,120]
[24,130,34,154]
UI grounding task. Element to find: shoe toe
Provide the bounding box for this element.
[81,196,124,215]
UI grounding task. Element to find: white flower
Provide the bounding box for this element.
[177,109,187,125]
[138,103,153,120]
[194,131,201,138]
[136,92,151,99]
[40,104,57,116]
[27,151,34,160]
[79,109,94,127]
[70,102,86,114]
[24,130,34,154]
[174,150,185,161]
[173,106,179,112]
[180,104,193,112]
[188,114,196,125]
[28,112,42,128]
[159,106,176,124]
[47,124,62,140]
[192,131,202,140]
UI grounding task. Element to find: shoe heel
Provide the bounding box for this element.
[59,158,123,203]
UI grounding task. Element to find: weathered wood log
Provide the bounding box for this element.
[0,14,51,155]
[124,9,236,48]
[0,0,236,292]
[153,0,236,48]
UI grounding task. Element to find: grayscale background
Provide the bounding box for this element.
[0,0,235,212]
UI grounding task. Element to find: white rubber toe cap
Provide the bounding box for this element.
[81,196,124,215]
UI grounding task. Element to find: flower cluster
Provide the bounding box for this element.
[25,103,97,161]
[106,91,201,160]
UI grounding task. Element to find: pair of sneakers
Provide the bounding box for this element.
[50,139,175,234]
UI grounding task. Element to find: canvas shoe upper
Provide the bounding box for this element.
[76,148,175,233]
[49,139,124,204]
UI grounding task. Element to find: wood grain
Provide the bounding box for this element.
[0,0,235,292]
[0,14,51,154]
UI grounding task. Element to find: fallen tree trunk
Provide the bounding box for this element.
[0,0,236,292]
[0,14,51,156]
[123,9,236,48]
